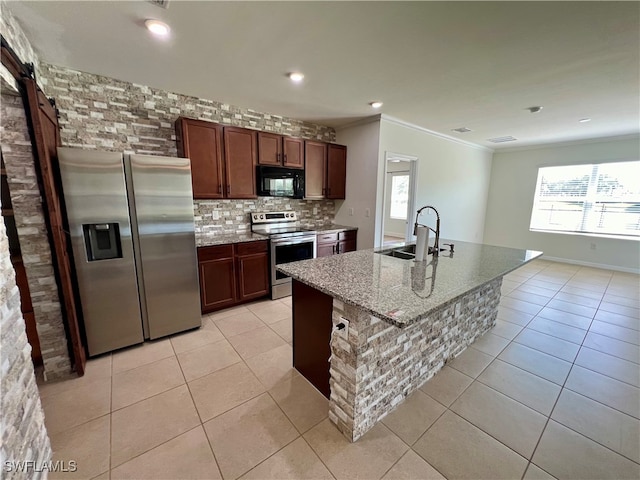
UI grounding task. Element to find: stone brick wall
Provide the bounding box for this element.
[0,1,43,90]
[0,212,52,479]
[195,198,335,236]
[1,91,72,381]
[37,63,338,234]
[329,278,502,441]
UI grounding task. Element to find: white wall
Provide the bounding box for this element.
[484,135,640,272]
[335,118,381,249]
[376,117,494,246]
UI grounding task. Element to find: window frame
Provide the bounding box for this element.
[529,160,640,240]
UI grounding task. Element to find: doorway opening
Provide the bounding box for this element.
[380,152,418,246]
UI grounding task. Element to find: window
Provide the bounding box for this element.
[530,161,640,238]
[390,174,410,219]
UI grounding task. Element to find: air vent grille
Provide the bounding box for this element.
[487,136,517,143]
[147,0,169,9]
[452,127,472,133]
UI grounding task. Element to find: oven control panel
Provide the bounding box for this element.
[251,211,297,224]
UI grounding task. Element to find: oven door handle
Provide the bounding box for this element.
[271,237,317,246]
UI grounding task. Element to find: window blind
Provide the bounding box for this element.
[530,161,640,238]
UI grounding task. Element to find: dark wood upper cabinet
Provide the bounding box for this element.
[257,132,283,167]
[176,118,224,199]
[283,137,304,169]
[258,133,304,169]
[304,141,347,200]
[327,144,347,200]
[223,126,257,199]
[304,141,327,199]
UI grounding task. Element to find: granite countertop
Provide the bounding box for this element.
[311,224,358,234]
[196,232,267,247]
[277,240,542,327]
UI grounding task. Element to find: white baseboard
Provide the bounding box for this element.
[542,256,640,275]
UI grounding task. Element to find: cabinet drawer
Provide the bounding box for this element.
[338,230,356,241]
[198,244,233,262]
[235,240,268,256]
[317,233,338,244]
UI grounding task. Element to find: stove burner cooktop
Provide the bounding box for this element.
[250,211,316,238]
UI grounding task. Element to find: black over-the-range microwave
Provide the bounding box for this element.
[256,166,305,199]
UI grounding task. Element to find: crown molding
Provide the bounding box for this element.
[379,114,494,153]
[496,133,640,153]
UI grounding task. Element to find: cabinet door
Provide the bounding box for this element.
[198,246,236,313]
[176,118,224,199]
[305,141,327,199]
[337,239,356,254]
[223,127,257,198]
[257,132,282,166]
[237,253,270,301]
[317,243,336,258]
[327,144,347,199]
[283,137,304,169]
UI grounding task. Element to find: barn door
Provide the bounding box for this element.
[23,78,86,376]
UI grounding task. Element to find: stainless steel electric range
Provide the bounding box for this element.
[251,211,317,299]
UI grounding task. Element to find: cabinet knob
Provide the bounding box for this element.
[283,154,287,164]
[218,184,222,194]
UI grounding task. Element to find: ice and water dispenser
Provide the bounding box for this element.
[82,223,122,261]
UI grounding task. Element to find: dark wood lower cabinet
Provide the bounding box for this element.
[292,279,333,398]
[316,229,357,258]
[198,245,237,312]
[236,242,270,302]
[198,241,269,314]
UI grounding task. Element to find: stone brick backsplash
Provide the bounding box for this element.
[0,217,52,479]
[195,198,335,235]
[1,91,72,381]
[329,278,502,441]
[37,63,339,231]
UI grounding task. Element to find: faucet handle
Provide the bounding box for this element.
[443,243,454,253]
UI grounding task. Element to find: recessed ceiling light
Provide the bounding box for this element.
[527,106,543,113]
[579,118,592,123]
[369,101,383,109]
[288,72,304,83]
[452,127,472,133]
[145,19,170,37]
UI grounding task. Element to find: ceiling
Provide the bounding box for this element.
[6,1,640,149]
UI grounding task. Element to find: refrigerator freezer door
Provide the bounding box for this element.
[128,154,201,339]
[57,148,144,356]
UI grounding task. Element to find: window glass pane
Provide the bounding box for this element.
[390,175,409,219]
[530,161,640,238]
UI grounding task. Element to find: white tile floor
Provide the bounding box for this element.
[38,260,640,479]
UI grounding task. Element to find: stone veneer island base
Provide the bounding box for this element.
[281,241,542,442]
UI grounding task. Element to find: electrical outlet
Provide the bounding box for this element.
[335,317,349,338]
[212,211,220,221]
[590,242,597,250]
[365,208,371,218]
[349,207,354,216]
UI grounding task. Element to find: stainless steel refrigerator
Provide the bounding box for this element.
[57,147,201,356]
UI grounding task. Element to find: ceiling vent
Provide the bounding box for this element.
[147,0,169,9]
[452,127,472,133]
[487,136,517,143]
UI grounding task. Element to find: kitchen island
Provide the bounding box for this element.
[277,240,542,441]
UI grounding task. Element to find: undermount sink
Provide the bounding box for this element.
[378,244,416,259]
[378,244,444,260]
